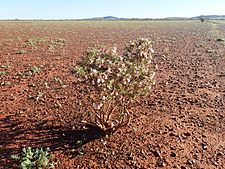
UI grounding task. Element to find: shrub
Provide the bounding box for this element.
[11,147,55,169]
[200,18,205,23]
[0,71,7,76]
[74,38,157,135]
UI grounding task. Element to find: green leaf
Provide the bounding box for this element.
[21,158,32,169]
[11,154,20,160]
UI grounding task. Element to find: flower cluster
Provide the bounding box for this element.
[74,38,157,132]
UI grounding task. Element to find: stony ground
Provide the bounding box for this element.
[0,20,224,168]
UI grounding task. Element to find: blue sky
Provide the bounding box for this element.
[0,0,224,19]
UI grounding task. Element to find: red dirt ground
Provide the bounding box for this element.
[0,20,224,169]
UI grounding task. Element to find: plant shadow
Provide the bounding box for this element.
[0,115,106,168]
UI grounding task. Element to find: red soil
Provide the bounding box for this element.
[0,20,224,168]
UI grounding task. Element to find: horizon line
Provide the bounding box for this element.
[0,14,225,21]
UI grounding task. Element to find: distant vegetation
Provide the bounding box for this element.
[1,15,225,21]
[191,15,225,20]
[80,15,225,21]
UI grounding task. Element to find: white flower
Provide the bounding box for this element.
[104,74,108,80]
[101,78,105,83]
[127,75,131,83]
[150,72,156,80]
[112,46,117,55]
[150,48,154,53]
[93,103,103,110]
[119,56,123,61]
[102,96,106,100]
[91,68,97,74]
[97,78,101,84]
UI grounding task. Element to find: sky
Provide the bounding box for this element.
[0,0,224,19]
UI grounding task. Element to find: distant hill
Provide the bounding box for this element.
[86,15,225,21]
[82,15,225,21]
[87,16,120,20]
[163,17,189,20]
[1,15,225,21]
[164,15,225,20]
[191,15,225,20]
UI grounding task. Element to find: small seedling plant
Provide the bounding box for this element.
[11,147,55,169]
[75,38,157,135]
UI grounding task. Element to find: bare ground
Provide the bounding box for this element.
[0,20,224,168]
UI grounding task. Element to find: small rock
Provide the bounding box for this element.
[170,146,176,150]
[9,95,16,101]
[217,152,224,156]
[127,156,133,161]
[157,158,166,167]
[78,147,84,155]
[202,134,207,138]
[194,153,199,160]
[217,38,225,42]
[213,161,219,166]
[206,49,214,53]
[169,132,178,137]
[153,150,161,157]
[201,143,207,150]
[170,152,177,157]
[183,132,191,137]
[186,159,195,165]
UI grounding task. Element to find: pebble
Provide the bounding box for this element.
[9,95,16,101]
[170,152,177,157]
[194,153,199,160]
[153,150,161,157]
[183,132,191,137]
[217,152,224,156]
[170,146,176,150]
[186,159,195,165]
[202,134,207,138]
[157,158,166,167]
[127,156,133,161]
[201,143,207,150]
[217,38,225,42]
[169,132,178,137]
